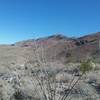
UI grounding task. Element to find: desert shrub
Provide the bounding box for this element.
[79,59,94,74]
[13,90,25,100]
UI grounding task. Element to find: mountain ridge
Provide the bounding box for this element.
[12,32,100,63]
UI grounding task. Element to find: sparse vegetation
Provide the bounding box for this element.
[0,33,100,100]
[28,38,97,100]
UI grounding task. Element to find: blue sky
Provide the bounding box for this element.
[0,0,100,44]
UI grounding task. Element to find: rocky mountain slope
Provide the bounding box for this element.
[14,32,100,63]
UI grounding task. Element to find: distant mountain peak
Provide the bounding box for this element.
[46,34,68,39]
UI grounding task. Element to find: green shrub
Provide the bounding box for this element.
[79,59,93,74]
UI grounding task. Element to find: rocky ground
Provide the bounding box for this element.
[0,61,100,100]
